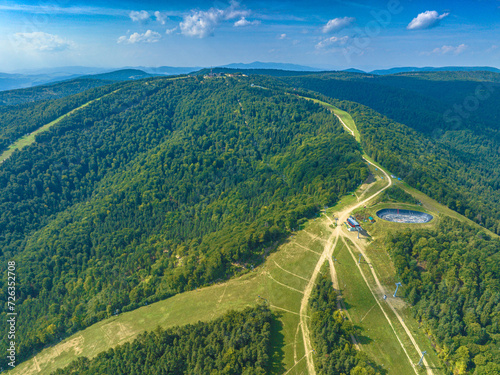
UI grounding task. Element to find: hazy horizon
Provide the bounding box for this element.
[0,0,499,72]
[4,62,500,76]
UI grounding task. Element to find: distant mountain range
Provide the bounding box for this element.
[0,72,79,92]
[84,69,156,81]
[341,68,366,74]
[0,66,199,92]
[1,63,499,92]
[215,63,500,75]
[369,66,500,75]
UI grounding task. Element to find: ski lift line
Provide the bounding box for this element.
[267,273,304,294]
[417,351,428,366]
[269,304,308,318]
[273,260,309,281]
[360,303,377,322]
[345,235,434,374]
[341,236,420,375]
[283,351,315,375]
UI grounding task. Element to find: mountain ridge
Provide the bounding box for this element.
[370,65,500,75]
[4,64,500,93]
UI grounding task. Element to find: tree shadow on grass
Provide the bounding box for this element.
[353,325,374,345]
[268,313,286,375]
[339,298,353,311]
[368,360,389,375]
[359,228,372,238]
[353,328,389,374]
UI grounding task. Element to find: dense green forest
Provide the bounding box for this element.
[369,72,500,132]
[0,76,367,366]
[0,81,126,152]
[378,185,419,205]
[0,78,113,107]
[51,306,272,375]
[283,73,450,134]
[388,218,500,375]
[282,72,500,134]
[281,73,500,235]
[337,100,500,234]
[309,272,380,375]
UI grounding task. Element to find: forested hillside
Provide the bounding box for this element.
[0,81,125,152]
[0,76,367,366]
[0,78,113,107]
[338,100,500,234]
[282,71,500,134]
[282,73,450,134]
[282,73,500,234]
[281,73,500,373]
[2,69,500,373]
[388,218,500,375]
[52,306,272,375]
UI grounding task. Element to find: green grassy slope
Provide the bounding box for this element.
[51,306,273,375]
[7,215,328,375]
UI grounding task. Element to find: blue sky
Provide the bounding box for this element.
[0,0,499,72]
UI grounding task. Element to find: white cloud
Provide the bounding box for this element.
[180,8,224,37]
[316,35,350,49]
[180,2,250,38]
[322,17,355,33]
[166,27,178,35]
[407,10,449,30]
[234,17,260,27]
[279,33,287,39]
[118,30,161,44]
[129,10,150,23]
[13,32,74,52]
[234,18,249,27]
[432,44,467,55]
[155,11,168,25]
[422,44,467,55]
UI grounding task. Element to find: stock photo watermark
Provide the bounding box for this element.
[443,80,497,128]
[6,261,17,368]
[8,0,72,50]
[342,0,403,63]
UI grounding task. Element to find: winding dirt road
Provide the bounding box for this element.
[299,154,392,374]
[297,107,434,374]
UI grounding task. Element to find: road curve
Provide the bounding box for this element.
[298,100,434,375]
